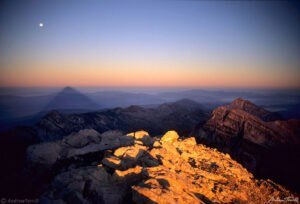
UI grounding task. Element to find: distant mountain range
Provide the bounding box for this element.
[35,98,209,141]
[1,86,300,131]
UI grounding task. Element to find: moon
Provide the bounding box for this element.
[39,23,43,27]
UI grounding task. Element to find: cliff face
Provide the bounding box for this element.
[38,130,296,204]
[205,105,297,149]
[193,98,300,193]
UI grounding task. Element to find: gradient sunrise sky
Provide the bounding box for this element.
[0,0,299,88]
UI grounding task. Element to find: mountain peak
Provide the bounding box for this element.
[228,98,282,122]
[232,97,246,103]
[231,97,253,108]
[230,97,262,113]
[61,86,77,94]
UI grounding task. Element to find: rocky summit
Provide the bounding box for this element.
[32,130,296,204]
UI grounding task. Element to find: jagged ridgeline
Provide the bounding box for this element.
[35,98,209,141]
[26,131,297,203]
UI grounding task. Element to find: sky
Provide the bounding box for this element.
[0,0,299,88]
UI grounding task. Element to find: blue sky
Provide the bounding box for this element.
[0,0,299,87]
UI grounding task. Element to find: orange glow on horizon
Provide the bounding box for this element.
[0,59,299,88]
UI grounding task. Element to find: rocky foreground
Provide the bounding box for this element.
[30,130,297,204]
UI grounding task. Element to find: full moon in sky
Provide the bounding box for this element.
[39,23,43,27]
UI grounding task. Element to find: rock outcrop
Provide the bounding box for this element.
[26,129,137,169]
[193,98,300,193]
[40,130,297,204]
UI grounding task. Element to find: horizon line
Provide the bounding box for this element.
[1,85,300,90]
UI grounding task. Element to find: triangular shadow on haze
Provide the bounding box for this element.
[44,86,101,112]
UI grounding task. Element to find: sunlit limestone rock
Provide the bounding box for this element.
[39,130,296,204]
[113,144,148,169]
[134,140,143,146]
[160,130,179,143]
[114,144,148,159]
[130,131,295,204]
[127,130,154,146]
[102,155,122,169]
[152,139,162,148]
[150,141,182,170]
[179,137,197,146]
[113,165,144,184]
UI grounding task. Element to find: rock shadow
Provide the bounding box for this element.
[192,192,216,204]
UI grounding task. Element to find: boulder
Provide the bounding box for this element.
[113,166,144,184]
[43,166,128,204]
[102,155,122,169]
[64,129,101,148]
[126,131,154,147]
[114,145,148,169]
[26,142,61,168]
[26,129,132,169]
[160,130,179,143]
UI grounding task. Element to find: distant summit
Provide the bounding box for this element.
[228,97,282,122]
[44,86,100,112]
[60,86,77,94]
[194,98,300,193]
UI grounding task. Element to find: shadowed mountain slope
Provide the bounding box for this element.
[36,99,209,141]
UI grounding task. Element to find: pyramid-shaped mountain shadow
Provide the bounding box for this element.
[44,86,100,112]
